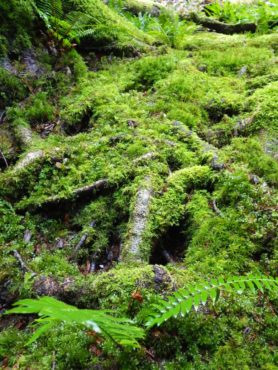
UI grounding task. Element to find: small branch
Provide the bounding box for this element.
[0,149,8,168]
[70,222,96,260]
[51,352,56,370]
[212,199,223,217]
[13,250,35,275]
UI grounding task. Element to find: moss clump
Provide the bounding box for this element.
[131,54,177,89]
[246,81,278,135]
[0,68,27,109]
[194,46,274,76]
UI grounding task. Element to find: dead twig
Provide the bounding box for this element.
[70,222,96,260]
[0,149,8,168]
[13,250,36,275]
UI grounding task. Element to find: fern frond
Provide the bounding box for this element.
[6,296,144,348]
[146,275,278,328]
[36,0,63,18]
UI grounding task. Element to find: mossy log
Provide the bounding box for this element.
[120,0,162,16]
[188,13,257,34]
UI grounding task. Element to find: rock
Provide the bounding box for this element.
[153,265,173,291]
[239,66,247,76]
[198,65,207,72]
[22,49,44,77]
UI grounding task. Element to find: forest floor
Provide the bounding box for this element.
[0,0,277,369]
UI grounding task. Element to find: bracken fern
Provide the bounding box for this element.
[146,275,278,328]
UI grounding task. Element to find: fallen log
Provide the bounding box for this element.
[188,13,257,34]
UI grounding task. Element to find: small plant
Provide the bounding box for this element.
[146,275,278,328]
[6,296,144,348]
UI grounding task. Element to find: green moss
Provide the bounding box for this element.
[0,6,278,367]
[0,68,27,109]
[131,54,177,89]
[194,47,274,76]
[246,81,278,135]
[221,138,278,185]
[25,92,55,124]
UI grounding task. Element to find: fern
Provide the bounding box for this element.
[19,0,95,44]
[146,275,278,328]
[6,296,144,348]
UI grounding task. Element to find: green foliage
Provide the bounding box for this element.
[0,0,34,54]
[20,0,96,47]
[146,275,278,328]
[6,296,144,348]
[205,0,278,33]
[123,7,197,48]
[26,92,55,124]
[0,68,27,109]
[146,10,196,48]
[0,200,24,243]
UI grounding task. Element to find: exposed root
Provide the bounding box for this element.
[37,179,110,209]
[121,177,153,262]
[0,149,8,168]
[172,121,225,170]
[14,125,34,147]
[13,150,44,171]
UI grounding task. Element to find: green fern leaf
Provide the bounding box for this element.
[146,275,278,328]
[6,296,144,348]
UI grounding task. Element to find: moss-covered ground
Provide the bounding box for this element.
[0,0,277,368]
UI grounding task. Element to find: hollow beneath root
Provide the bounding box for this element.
[150,224,187,265]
